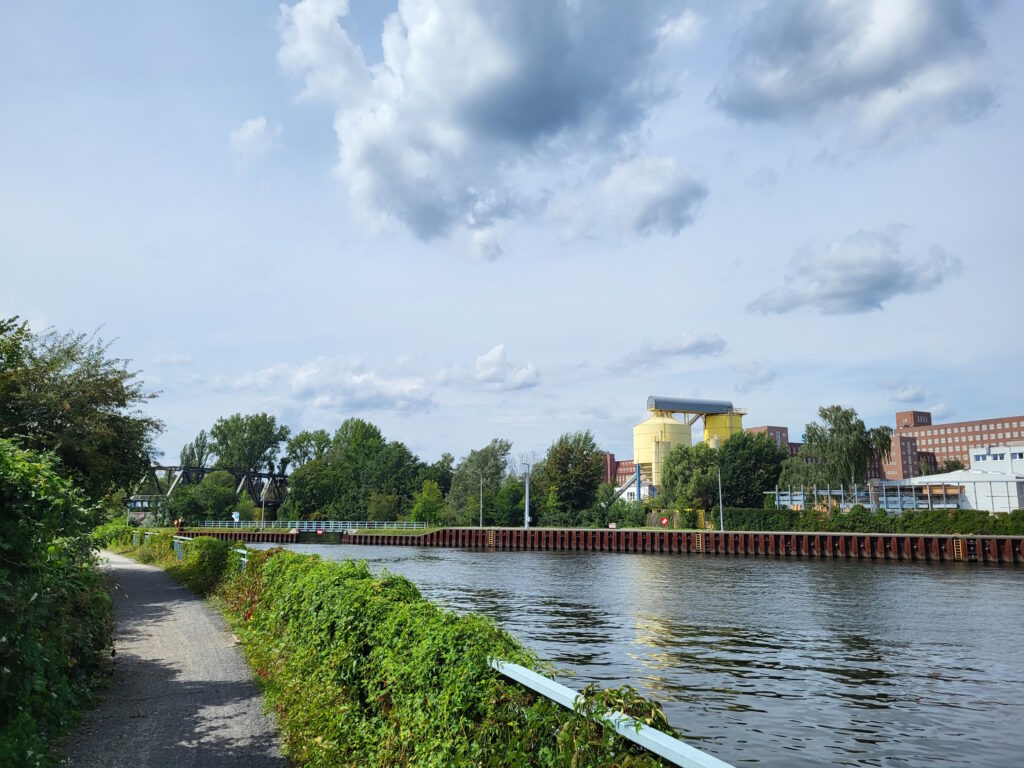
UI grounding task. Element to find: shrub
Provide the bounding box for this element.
[218,550,676,767]
[0,439,111,767]
[91,518,134,548]
[170,537,233,595]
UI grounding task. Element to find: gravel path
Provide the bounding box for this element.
[62,551,285,767]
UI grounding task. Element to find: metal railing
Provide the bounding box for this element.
[195,520,427,532]
[172,534,248,571]
[489,659,734,768]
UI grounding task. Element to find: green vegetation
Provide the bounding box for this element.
[780,405,892,488]
[219,550,678,767]
[0,440,111,768]
[0,316,161,502]
[108,535,684,767]
[718,505,1024,535]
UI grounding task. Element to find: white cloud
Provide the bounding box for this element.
[657,9,704,46]
[748,229,962,315]
[713,0,995,143]
[228,356,433,411]
[735,362,778,393]
[229,116,279,166]
[611,333,727,372]
[277,0,692,252]
[439,344,540,391]
[888,382,926,403]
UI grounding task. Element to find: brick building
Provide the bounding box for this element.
[882,410,1024,479]
[744,425,805,458]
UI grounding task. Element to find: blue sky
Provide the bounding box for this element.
[2,0,1022,466]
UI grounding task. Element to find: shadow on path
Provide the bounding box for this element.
[62,552,285,768]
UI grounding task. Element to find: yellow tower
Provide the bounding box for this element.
[703,410,746,447]
[633,411,693,488]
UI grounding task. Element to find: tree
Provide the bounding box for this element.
[717,431,788,508]
[492,476,525,527]
[284,418,422,520]
[448,439,511,525]
[939,458,965,473]
[285,429,331,469]
[539,430,604,525]
[210,412,290,472]
[410,479,446,525]
[417,452,455,496]
[179,429,212,467]
[0,316,162,500]
[193,470,239,518]
[660,442,719,511]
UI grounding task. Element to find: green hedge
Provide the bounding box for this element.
[0,440,111,768]
[720,506,1024,535]
[218,550,678,767]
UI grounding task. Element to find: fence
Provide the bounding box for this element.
[489,659,733,768]
[196,520,427,532]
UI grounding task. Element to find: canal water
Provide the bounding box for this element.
[253,543,1023,767]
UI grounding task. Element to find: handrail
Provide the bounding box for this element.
[489,659,734,768]
[195,520,427,532]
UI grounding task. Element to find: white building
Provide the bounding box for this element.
[969,444,1024,474]
[902,468,1024,513]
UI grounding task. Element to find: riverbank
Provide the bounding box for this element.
[105,533,697,767]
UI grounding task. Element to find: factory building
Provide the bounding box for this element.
[885,410,1024,479]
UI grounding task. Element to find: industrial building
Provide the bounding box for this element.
[605,396,746,500]
[884,410,1024,478]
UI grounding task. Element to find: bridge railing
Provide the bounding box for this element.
[195,520,428,532]
[489,659,734,768]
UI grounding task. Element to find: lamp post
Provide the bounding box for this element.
[523,463,531,529]
[717,465,724,532]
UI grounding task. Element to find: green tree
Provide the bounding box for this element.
[660,442,719,511]
[939,458,965,473]
[789,406,892,487]
[717,431,788,508]
[210,412,290,472]
[539,430,604,525]
[0,316,161,500]
[410,479,446,525]
[284,418,421,520]
[179,429,212,467]
[417,452,455,496]
[492,475,525,527]
[285,428,331,469]
[193,470,239,518]
[448,439,511,525]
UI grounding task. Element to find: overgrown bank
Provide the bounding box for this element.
[0,440,111,768]
[109,532,683,767]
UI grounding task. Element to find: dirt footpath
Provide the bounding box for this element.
[62,551,285,767]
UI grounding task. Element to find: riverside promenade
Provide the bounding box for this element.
[63,552,284,767]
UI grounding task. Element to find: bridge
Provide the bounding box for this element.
[128,465,288,511]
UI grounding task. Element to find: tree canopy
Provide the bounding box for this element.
[179,429,212,467]
[780,405,892,488]
[210,412,290,473]
[717,431,788,507]
[536,430,604,525]
[660,442,719,511]
[448,439,512,525]
[0,316,161,500]
[285,429,331,470]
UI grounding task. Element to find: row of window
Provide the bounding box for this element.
[920,431,1020,447]
[918,421,1021,436]
[975,453,1008,462]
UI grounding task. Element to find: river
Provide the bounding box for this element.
[252,543,1023,767]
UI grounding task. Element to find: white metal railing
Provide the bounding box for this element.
[195,520,427,532]
[489,659,734,768]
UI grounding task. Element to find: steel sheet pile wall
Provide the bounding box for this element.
[343,528,1024,564]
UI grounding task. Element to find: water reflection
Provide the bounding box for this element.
[256,543,1024,767]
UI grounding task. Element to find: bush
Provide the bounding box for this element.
[91,518,134,548]
[0,439,111,767]
[218,550,677,767]
[169,537,233,595]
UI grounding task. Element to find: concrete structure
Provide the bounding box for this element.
[884,410,1024,478]
[633,397,746,488]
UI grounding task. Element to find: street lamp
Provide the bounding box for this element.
[523,463,531,529]
[477,471,484,528]
[717,465,724,532]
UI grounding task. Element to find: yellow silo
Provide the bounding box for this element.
[633,411,692,488]
[703,410,746,447]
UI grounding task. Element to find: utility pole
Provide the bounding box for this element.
[478,471,484,528]
[524,463,531,529]
[717,465,724,532]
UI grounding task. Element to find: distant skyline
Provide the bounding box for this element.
[2,1,1021,465]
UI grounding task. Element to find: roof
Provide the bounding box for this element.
[646,396,734,414]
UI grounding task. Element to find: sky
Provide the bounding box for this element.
[2,0,1022,466]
